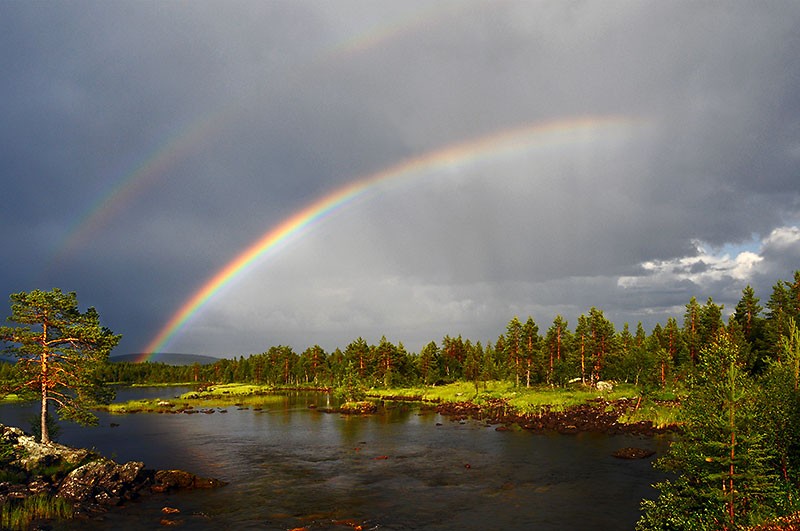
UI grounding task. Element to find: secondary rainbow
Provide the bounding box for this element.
[46,6,459,279]
[45,111,227,277]
[140,115,637,359]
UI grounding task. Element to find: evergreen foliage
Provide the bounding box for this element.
[638,332,791,530]
[0,289,120,443]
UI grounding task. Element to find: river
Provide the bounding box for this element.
[0,388,668,530]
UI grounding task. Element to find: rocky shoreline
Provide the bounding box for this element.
[432,397,679,436]
[0,424,226,525]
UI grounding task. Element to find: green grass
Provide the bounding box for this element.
[99,380,683,427]
[372,381,681,426]
[0,494,73,531]
[129,382,197,387]
[372,381,637,408]
[0,394,27,404]
[101,383,287,413]
[618,400,683,428]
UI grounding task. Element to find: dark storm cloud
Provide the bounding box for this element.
[1,1,799,355]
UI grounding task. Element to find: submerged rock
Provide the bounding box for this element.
[612,447,656,459]
[153,469,226,491]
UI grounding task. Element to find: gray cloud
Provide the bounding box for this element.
[1,1,799,355]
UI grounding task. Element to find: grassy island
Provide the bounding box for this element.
[100,383,287,413]
[101,380,681,429]
[370,380,682,428]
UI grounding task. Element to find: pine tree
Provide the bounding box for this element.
[0,289,120,443]
[344,338,372,383]
[544,315,570,384]
[417,341,440,385]
[757,317,800,491]
[504,317,523,386]
[587,307,615,384]
[765,271,800,363]
[521,317,540,387]
[639,331,784,530]
[685,296,703,365]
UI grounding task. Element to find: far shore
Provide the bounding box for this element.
[93,381,682,432]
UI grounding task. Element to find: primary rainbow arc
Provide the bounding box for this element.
[140,115,636,360]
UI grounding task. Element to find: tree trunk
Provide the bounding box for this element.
[727,361,736,528]
[526,359,531,388]
[40,385,49,444]
[580,335,586,384]
[728,430,735,528]
[40,347,50,444]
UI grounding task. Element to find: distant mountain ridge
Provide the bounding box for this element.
[110,353,220,366]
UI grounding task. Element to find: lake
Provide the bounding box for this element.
[0,388,668,530]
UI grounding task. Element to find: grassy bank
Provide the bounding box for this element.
[0,394,27,405]
[100,383,285,413]
[370,381,683,428]
[1,493,73,531]
[100,380,682,428]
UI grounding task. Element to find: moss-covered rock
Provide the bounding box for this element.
[0,423,226,526]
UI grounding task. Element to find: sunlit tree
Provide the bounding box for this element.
[0,289,120,443]
[543,315,571,385]
[417,341,441,385]
[765,271,800,362]
[505,317,523,386]
[639,331,784,530]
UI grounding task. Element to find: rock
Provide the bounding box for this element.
[0,483,30,503]
[154,470,195,490]
[153,470,227,491]
[1,425,93,472]
[1,423,226,526]
[26,478,52,495]
[596,381,614,392]
[612,447,656,459]
[57,458,146,505]
[339,402,378,414]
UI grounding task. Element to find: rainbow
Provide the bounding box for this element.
[321,3,463,62]
[46,5,465,278]
[140,115,638,359]
[45,111,229,274]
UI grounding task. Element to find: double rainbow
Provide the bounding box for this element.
[139,115,637,359]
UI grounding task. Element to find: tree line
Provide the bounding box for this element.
[97,270,800,528]
[3,272,800,528]
[99,271,800,393]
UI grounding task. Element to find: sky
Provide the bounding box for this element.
[1,1,799,358]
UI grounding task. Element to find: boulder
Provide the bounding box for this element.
[57,458,146,505]
[596,380,614,392]
[2,424,93,472]
[1,422,226,526]
[612,447,656,459]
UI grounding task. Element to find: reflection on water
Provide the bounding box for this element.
[0,389,667,530]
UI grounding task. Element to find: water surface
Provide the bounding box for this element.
[0,389,667,530]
